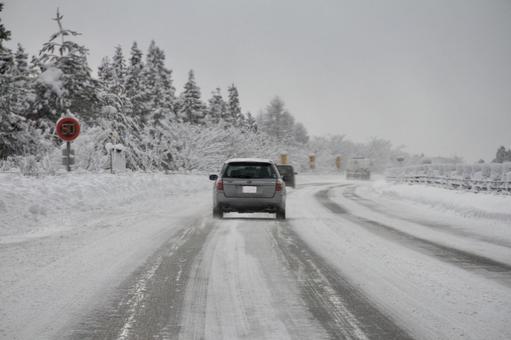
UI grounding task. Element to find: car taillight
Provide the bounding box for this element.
[216,179,224,191]
[275,179,283,192]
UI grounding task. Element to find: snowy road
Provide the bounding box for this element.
[1,176,511,340]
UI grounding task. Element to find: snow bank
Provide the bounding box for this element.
[371,180,511,221]
[0,173,210,242]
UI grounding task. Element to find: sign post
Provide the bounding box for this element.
[308,153,316,170]
[280,153,288,165]
[56,116,81,172]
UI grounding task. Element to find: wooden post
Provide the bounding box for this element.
[309,154,316,169]
[280,154,288,165]
[336,156,341,170]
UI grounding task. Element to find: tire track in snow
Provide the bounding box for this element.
[179,218,335,340]
[342,185,511,249]
[316,186,511,285]
[67,218,213,340]
[177,222,218,340]
[272,223,412,340]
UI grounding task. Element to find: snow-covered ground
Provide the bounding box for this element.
[1,173,510,339]
[0,172,210,243]
[329,180,511,263]
[369,179,511,221]
[0,172,211,339]
[294,178,511,339]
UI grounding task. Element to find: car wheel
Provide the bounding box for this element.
[276,208,286,220]
[213,206,223,219]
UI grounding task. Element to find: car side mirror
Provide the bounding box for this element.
[209,174,218,181]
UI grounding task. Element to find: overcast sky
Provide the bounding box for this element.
[4,0,511,162]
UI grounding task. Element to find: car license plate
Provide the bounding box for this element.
[242,186,257,193]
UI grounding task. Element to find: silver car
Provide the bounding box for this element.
[209,158,286,219]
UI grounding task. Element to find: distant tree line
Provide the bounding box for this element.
[0,7,265,168]
[493,146,511,163]
[0,6,407,173]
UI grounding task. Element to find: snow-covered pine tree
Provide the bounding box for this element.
[33,9,98,123]
[135,41,177,170]
[101,47,134,117]
[112,45,126,86]
[245,111,257,132]
[96,46,147,169]
[293,122,309,144]
[0,2,11,74]
[125,41,146,120]
[14,44,29,75]
[179,70,205,124]
[97,57,114,84]
[0,17,19,158]
[494,146,511,163]
[142,40,175,125]
[257,96,295,141]
[10,44,34,118]
[207,87,226,124]
[227,84,244,127]
[94,105,143,170]
[0,11,46,159]
[97,48,132,118]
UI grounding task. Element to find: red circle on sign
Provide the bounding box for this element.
[56,116,81,141]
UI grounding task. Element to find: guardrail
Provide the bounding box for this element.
[385,162,511,194]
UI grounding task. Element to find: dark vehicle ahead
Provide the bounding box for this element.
[209,158,286,219]
[276,164,297,188]
[346,157,371,180]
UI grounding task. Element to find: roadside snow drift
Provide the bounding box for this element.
[0,172,210,243]
[369,180,511,221]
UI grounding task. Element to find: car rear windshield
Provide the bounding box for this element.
[223,162,277,179]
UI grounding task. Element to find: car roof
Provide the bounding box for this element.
[225,158,275,164]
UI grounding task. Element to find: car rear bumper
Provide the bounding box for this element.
[215,192,285,213]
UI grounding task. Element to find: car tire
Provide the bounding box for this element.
[213,206,223,219]
[276,208,286,220]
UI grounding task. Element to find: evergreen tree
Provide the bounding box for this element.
[142,40,175,125]
[293,122,309,144]
[34,9,98,122]
[207,87,226,124]
[227,84,244,126]
[11,44,33,116]
[179,70,204,123]
[14,44,29,75]
[97,48,141,169]
[494,146,511,163]
[0,2,12,74]
[112,46,126,83]
[110,45,128,97]
[134,42,178,169]
[97,57,114,83]
[257,96,295,141]
[125,41,146,120]
[245,111,257,131]
[0,26,19,158]
[0,10,43,159]
[97,48,132,122]
[0,3,9,44]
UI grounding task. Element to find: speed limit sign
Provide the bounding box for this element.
[56,116,81,142]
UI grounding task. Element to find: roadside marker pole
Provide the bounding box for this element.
[66,141,71,172]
